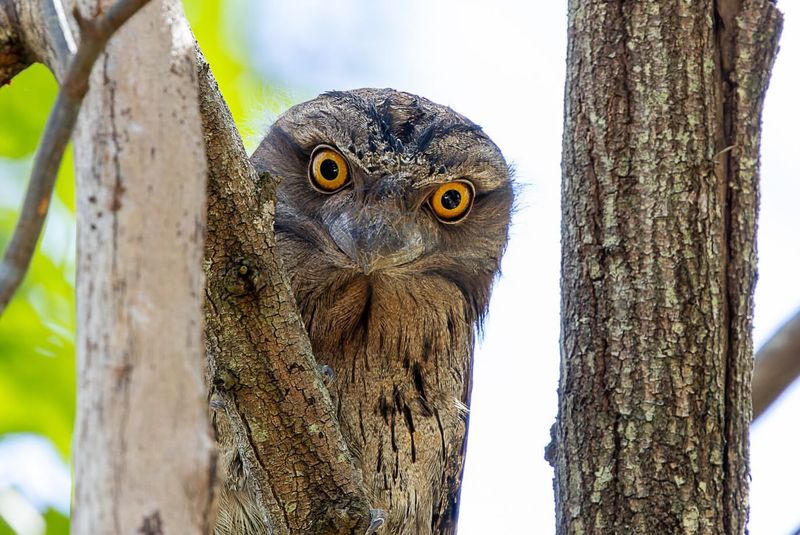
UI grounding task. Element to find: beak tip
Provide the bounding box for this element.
[359,259,373,275]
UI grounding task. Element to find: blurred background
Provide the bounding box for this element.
[0,1,798,533]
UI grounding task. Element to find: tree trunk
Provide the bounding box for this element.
[71,1,216,532]
[0,0,377,530]
[551,1,781,533]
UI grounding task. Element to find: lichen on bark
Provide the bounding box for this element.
[551,1,781,533]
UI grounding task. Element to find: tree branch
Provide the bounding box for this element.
[0,0,27,83]
[752,310,800,421]
[0,0,150,316]
[195,46,376,533]
[0,0,75,86]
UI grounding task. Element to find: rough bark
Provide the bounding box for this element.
[70,1,216,533]
[551,1,781,533]
[196,48,374,534]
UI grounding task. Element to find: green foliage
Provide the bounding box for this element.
[0,59,74,459]
[0,0,269,531]
[43,509,69,535]
[0,66,57,158]
[184,0,281,147]
[185,0,251,125]
[0,220,75,456]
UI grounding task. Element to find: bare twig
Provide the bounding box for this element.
[0,0,151,316]
[752,309,800,421]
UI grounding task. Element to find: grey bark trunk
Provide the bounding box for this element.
[0,0,377,530]
[71,1,216,533]
[550,1,781,533]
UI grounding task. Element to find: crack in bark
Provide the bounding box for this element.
[712,4,739,532]
[555,1,782,532]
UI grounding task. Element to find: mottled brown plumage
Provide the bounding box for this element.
[217,88,512,534]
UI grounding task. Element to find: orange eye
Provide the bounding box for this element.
[429,181,474,223]
[309,146,350,193]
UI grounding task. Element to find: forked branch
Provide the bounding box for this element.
[0,0,151,315]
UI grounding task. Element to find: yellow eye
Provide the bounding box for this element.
[429,181,474,223]
[309,146,350,192]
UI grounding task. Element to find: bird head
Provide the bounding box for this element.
[252,88,514,325]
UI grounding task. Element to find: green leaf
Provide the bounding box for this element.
[44,509,70,535]
[0,516,13,535]
[0,65,57,158]
[0,205,75,457]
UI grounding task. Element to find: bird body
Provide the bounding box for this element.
[218,88,512,534]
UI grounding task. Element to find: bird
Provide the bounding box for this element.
[216,88,513,535]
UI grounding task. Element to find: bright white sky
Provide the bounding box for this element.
[244,1,800,533]
[0,1,797,534]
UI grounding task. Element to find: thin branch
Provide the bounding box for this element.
[0,0,151,316]
[752,309,800,421]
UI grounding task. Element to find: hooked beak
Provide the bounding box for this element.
[327,208,425,274]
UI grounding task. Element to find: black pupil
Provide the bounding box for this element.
[441,189,462,210]
[320,158,339,181]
